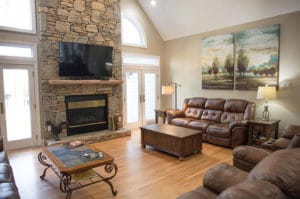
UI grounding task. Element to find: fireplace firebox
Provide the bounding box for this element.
[65,94,108,136]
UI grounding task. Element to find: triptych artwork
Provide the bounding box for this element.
[201,24,280,90]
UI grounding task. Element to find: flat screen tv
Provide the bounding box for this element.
[59,42,113,79]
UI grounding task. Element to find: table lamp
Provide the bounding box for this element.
[162,82,182,110]
[256,84,277,120]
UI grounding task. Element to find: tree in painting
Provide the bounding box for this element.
[235,24,280,90]
[202,33,234,89]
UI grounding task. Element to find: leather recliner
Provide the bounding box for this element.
[177,148,300,199]
[0,137,20,199]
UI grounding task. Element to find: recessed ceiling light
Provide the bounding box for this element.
[150,0,156,6]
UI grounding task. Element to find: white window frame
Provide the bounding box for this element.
[0,0,36,34]
[0,42,36,62]
[121,16,147,48]
[122,53,160,67]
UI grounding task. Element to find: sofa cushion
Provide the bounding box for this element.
[177,186,217,199]
[220,112,244,124]
[281,124,300,139]
[272,138,290,150]
[201,110,223,123]
[185,108,203,119]
[171,118,194,127]
[187,120,213,131]
[187,97,207,108]
[203,163,247,194]
[287,133,300,149]
[224,99,248,113]
[218,181,287,199]
[233,146,271,165]
[0,163,14,183]
[247,148,300,198]
[0,183,20,199]
[206,123,230,138]
[204,98,225,110]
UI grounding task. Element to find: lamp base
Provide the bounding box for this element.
[262,105,270,121]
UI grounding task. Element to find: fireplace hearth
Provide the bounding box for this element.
[65,94,108,136]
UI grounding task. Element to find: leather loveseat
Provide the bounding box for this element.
[0,137,20,199]
[167,97,256,148]
[233,124,300,171]
[178,148,300,199]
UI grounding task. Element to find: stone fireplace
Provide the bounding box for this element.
[37,0,123,140]
[65,94,108,136]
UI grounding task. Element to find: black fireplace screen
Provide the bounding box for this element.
[65,94,108,136]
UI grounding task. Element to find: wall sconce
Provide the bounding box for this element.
[257,84,277,120]
[162,82,182,110]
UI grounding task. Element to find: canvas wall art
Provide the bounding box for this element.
[235,24,280,90]
[201,33,234,89]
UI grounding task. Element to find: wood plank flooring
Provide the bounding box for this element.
[7,129,232,199]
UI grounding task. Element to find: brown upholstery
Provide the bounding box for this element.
[233,124,300,171]
[0,138,20,199]
[167,97,255,148]
[178,148,300,199]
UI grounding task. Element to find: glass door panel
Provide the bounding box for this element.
[125,71,141,127]
[3,69,32,141]
[144,73,156,122]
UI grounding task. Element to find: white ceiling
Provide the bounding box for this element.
[138,0,300,41]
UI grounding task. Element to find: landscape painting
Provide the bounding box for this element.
[235,24,280,90]
[202,33,234,89]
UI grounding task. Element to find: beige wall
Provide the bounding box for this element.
[162,11,300,130]
[121,0,164,56]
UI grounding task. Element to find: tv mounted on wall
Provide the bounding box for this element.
[59,42,113,79]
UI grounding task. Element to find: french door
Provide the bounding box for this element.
[123,67,160,129]
[0,65,37,150]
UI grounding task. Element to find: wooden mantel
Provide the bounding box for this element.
[48,79,123,85]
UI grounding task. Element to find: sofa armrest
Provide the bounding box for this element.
[0,137,3,152]
[229,120,248,130]
[203,163,247,194]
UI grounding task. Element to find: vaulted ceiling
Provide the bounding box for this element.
[138,0,300,41]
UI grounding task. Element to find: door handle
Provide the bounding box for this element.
[139,95,142,103]
[143,94,145,102]
[0,102,4,114]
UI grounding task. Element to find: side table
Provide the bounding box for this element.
[154,109,168,124]
[248,119,280,146]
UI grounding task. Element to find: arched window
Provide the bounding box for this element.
[121,16,147,48]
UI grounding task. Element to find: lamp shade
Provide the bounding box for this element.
[257,85,277,100]
[162,85,175,95]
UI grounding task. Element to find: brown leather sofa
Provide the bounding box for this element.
[167,97,256,148]
[233,124,300,171]
[0,137,20,199]
[177,148,300,199]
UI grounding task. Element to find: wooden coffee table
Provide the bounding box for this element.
[140,124,202,160]
[38,144,118,199]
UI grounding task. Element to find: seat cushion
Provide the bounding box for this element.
[0,183,20,199]
[0,163,14,183]
[272,138,290,150]
[247,148,300,198]
[171,118,194,127]
[218,181,286,199]
[187,120,213,131]
[233,146,271,165]
[177,186,217,199]
[206,123,230,138]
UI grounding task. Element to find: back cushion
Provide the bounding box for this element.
[205,98,225,110]
[281,124,300,139]
[224,99,248,113]
[287,133,300,149]
[187,97,207,108]
[185,108,203,119]
[247,148,300,198]
[201,110,223,122]
[221,112,244,123]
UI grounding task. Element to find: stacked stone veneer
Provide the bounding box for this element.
[37,0,122,139]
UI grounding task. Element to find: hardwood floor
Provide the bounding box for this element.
[7,129,232,199]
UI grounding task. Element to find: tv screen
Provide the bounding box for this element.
[59,42,113,79]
